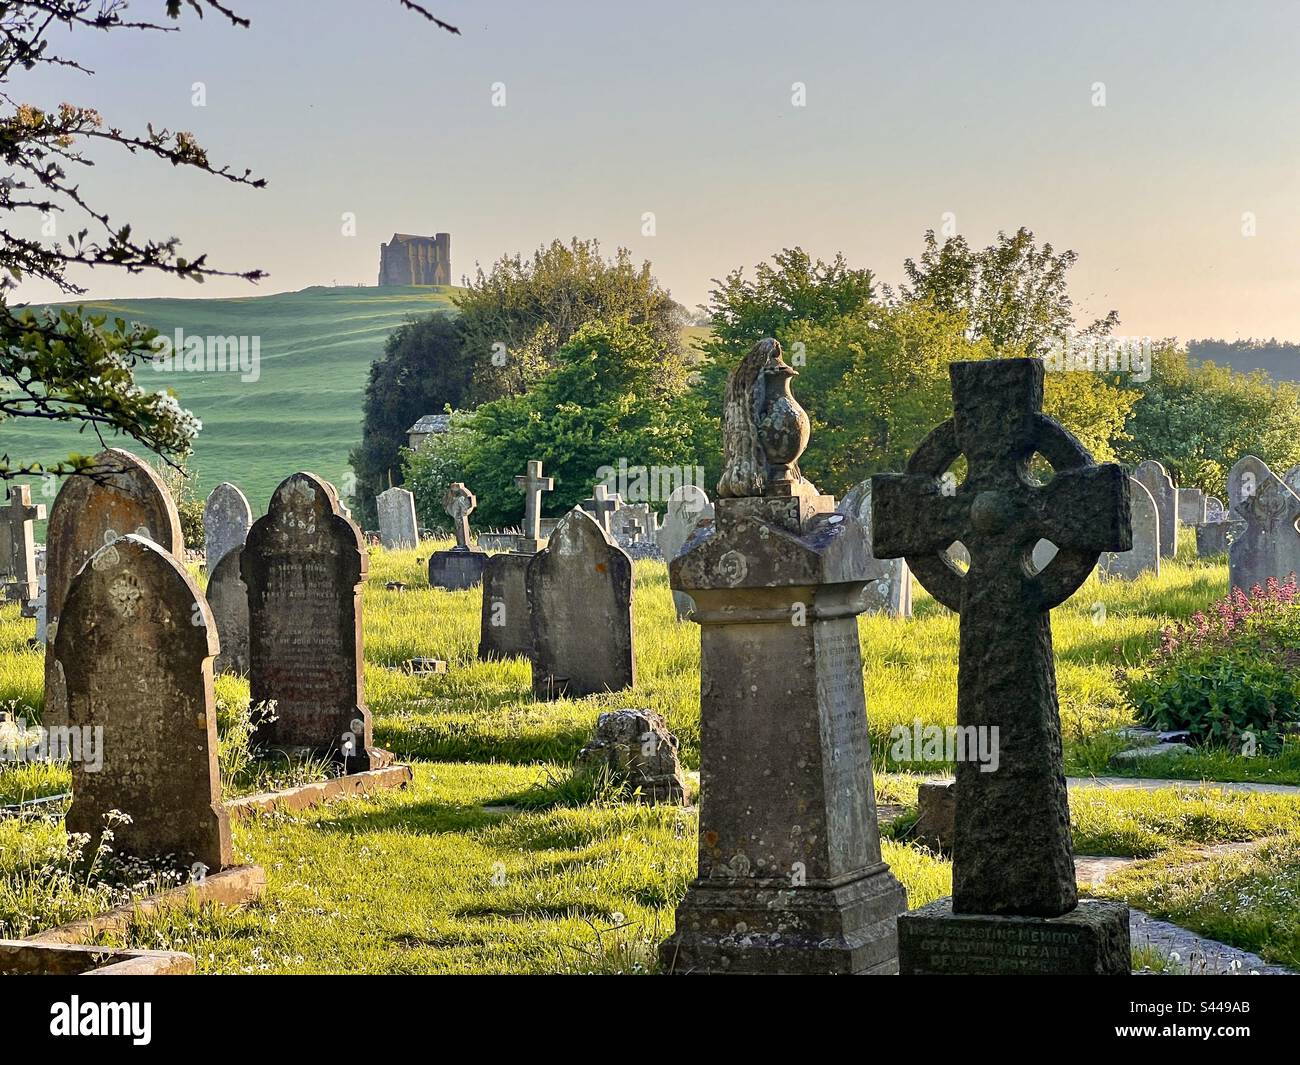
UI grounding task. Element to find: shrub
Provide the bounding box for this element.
[1122,578,1300,754]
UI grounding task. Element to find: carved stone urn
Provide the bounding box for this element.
[757,359,810,493]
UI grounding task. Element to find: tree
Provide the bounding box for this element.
[0,1,457,482]
[454,237,687,400]
[348,313,473,523]
[404,318,697,527]
[899,227,1118,354]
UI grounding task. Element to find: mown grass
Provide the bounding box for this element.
[3,537,1299,970]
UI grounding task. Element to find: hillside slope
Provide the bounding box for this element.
[3,285,459,515]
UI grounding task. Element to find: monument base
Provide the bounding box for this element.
[898,897,1131,975]
[427,547,487,590]
[660,865,907,975]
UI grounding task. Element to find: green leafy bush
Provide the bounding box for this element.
[1123,579,1300,754]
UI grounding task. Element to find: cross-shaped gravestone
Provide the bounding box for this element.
[514,460,554,551]
[874,359,1131,918]
[1,485,45,603]
[582,483,623,535]
[442,482,477,550]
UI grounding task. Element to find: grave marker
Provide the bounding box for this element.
[207,546,250,675]
[1133,460,1177,559]
[376,486,419,550]
[203,482,251,572]
[1099,477,1160,580]
[1,485,45,603]
[837,480,912,617]
[581,483,623,536]
[1227,455,1300,593]
[513,460,554,554]
[427,482,487,590]
[477,552,533,660]
[656,485,714,620]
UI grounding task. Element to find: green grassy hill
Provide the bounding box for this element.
[6,285,460,516]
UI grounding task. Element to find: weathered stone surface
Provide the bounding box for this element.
[513,460,553,553]
[837,480,913,617]
[898,897,1131,975]
[914,779,955,853]
[242,472,374,769]
[45,448,183,726]
[576,708,686,804]
[1286,465,1300,497]
[1099,477,1160,580]
[1176,486,1206,526]
[206,546,249,675]
[1196,519,1243,557]
[661,339,905,975]
[656,485,713,620]
[56,534,230,873]
[0,484,45,603]
[1226,455,1300,593]
[1206,495,1227,521]
[526,508,634,699]
[610,502,655,546]
[874,359,1130,927]
[203,482,251,572]
[477,552,532,660]
[375,487,419,550]
[1133,460,1177,559]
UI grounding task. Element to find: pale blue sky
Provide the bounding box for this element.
[13,0,1300,338]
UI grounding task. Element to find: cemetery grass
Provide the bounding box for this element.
[3,543,1300,968]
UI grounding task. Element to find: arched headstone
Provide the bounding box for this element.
[1226,456,1300,593]
[655,484,713,620]
[1100,477,1160,579]
[203,482,252,572]
[1133,460,1177,559]
[207,545,250,675]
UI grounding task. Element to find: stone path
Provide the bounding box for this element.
[1130,908,1294,975]
[1069,775,1300,796]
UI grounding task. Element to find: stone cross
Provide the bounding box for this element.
[583,483,623,535]
[514,460,554,546]
[1,484,45,602]
[873,359,1131,918]
[442,482,476,550]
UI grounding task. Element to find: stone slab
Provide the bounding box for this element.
[478,552,533,660]
[224,764,413,822]
[427,547,487,590]
[1,940,195,975]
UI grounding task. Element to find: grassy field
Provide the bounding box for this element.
[4,286,461,516]
[1,543,1298,971]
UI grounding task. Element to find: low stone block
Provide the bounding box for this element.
[576,708,687,804]
[913,779,955,853]
[898,897,1131,975]
[478,552,532,660]
[428,547,487,590]
[1,940,195,975]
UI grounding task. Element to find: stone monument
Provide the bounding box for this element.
[203,482,252,572]
[427,482,487,590]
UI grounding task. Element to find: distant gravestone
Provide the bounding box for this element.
[1176,486,1206,526]
[207,546,250,675]
[837,480,912,617]
[874,357,1131,974]
[243,472,375,769]
[580,483,623,536]
[1227,455,1300,594]
[656,485,714,620]
[526,507,634,699]
[57,535,230,873]
[45,449,183,726]
[513,460,554,554]
[1206,496,1227,521]
[1134,460,1177,559]
[1,484,45,603]
[477,552,533,660]
[611,502,654,546]
[1100,478,1160,580]
[375,487,419,550]
[203,482,252,572]
[427,482,487,590]
[1196,520,1241,557]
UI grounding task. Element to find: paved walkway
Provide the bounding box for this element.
[1068,775,1300,796]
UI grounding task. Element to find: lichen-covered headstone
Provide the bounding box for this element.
[874,357,1132,974]
[655,485,714,620]
[207,546,250,675]
[662,338,905,975]
[57,535,230,873]
[1176,486,1206,526]
[576,708,686,804]
[203,482,252,572]
[837,480,912,617]
[1134,460,1177,559]
[242,472,374,769]
[477,552,532,660]
[376,486,419,550]
[1098,477,1160,580]
[525,507,633,699]
[1227,455,1300,594]
[45,448,183,726]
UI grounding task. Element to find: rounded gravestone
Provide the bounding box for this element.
[655,485,713,620]
[1133,460,1177,559]
[1100,477,1160,580]
[207,545,250,675]
[203,482,252,573]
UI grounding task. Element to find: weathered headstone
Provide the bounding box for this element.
[57,535,230,873]
[1134,460,1177,559]
[1099,477,1160,580]
[874,357,1131,974]
[513,460,554,554]
[525,507,634,699]
[203,482,252,572]
[656,485,714,620]
[45,449,183,726]
[207,546,250,675]
[477,552,533,660]
[837,480,912,617]
[1206,495,1226,522]
[1196,519,1241,557]
[661,338,905,975]
[1227,455,1300,594]
[375,486,419,550]
[611,502,654,546]
[243,472,375,769]
[427,482,487,590]
[576,708,686,804]
[1285,465,1300,498]
[1176,486,1206,526]
[1,484,45,603]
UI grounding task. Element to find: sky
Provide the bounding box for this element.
[11,0,1300,340]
